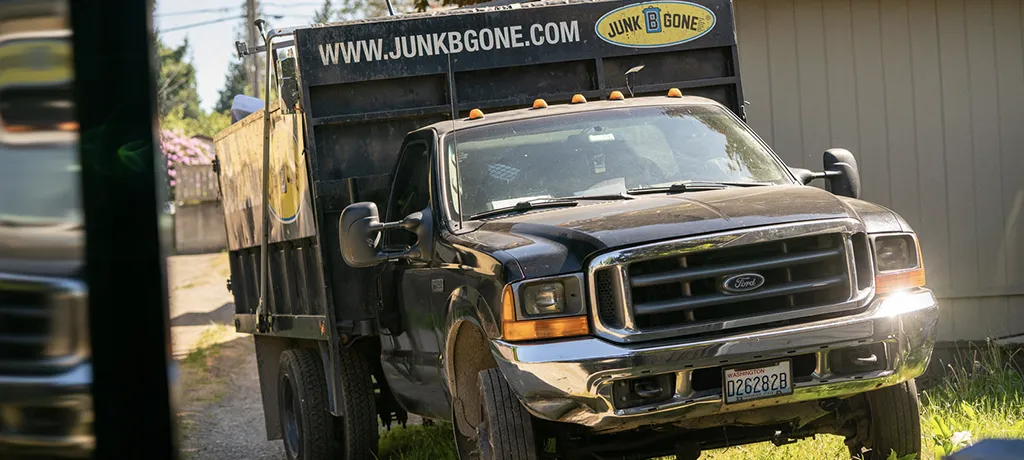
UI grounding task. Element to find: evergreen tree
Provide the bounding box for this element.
[312,0,335,23]
[214,58,250,113]
[154,36,202,119]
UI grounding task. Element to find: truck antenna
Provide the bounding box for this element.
[625,65,644,98]
[446,53,464,231]
[384,0,397,16]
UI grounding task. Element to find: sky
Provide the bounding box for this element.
[155,1,323,112]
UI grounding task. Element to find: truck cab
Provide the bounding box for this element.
[214,1,938,459]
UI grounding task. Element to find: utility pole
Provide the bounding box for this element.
[245,0,260,98]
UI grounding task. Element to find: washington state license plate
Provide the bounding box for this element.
[723,360,793,404]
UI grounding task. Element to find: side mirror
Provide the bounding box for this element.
[276,51,300,115]
[822,148,861,199]
[338,202,433,268]
[788,149,862,199]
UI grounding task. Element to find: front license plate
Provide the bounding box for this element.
[723,360,793,404]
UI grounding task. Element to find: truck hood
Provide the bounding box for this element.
[460,185,900,279]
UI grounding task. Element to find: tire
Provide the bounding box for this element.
[331,344,379,460]
[853,379,923,460]
[277,347,378,460]
[476,368,538,460]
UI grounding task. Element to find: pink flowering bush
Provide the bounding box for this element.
[160,128,213,193]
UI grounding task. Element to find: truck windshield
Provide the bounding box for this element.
[444,104,792,220]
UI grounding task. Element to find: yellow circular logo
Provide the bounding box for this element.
[596,1,716,48]
[267,115,306,224]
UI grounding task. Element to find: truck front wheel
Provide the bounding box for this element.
[849,379,923,460]
[474,368,539,460]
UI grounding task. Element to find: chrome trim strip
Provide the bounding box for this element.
[587,218,869,343]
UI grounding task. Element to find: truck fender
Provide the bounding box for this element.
[443,287,501,437]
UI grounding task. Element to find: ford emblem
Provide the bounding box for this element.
[721,273,765,293]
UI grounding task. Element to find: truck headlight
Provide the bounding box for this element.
[871,233,926,294]
[501,274,588,341]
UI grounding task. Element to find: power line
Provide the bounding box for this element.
[154,7,235,17]
[160,15,245,33]
[158,13,303,33]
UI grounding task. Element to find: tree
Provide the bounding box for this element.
[215,58,250,113]
[312,0,335,22]
[162,105,231,138]
[154,35,202,119]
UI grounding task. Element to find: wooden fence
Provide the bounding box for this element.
[173,164,227,255]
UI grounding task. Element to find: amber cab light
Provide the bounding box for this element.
[667,88,683,98]
[500,285,589,342]
[571,94,587,104]
[532,98,548,109]
[608,90,625,100]
[468,108,484,119]
[875,267,926,295]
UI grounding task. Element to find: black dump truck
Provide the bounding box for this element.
[213,1,938,458]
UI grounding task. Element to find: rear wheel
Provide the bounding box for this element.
[278,347,378,460]
[849,379,922,460]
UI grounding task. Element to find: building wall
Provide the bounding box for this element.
[735,0,1024,341]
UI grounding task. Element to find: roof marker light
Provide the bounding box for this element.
[667,88,683,98]
[609,91,625,101]
[571,94,587,104]
[532,99,548,109]
[468,108,484,120]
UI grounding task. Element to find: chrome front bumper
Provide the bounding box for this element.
[0,362,94,458]
[492,290,938,433]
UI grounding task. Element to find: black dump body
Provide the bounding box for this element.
[224,0,744,340]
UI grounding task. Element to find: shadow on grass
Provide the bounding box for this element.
[379,423,458,460]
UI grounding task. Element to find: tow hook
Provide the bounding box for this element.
[771,430,798,447]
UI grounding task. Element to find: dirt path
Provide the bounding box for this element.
[167,254,284,459]
[177,336,285,460]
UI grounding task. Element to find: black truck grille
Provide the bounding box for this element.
[592,228,865,342]
[0,274,84,373]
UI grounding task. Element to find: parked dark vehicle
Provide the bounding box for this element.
[0,1,92,457]
[215,1,938,459]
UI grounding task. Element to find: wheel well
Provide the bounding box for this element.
[449,322,497,437]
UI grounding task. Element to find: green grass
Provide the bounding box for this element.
[375,344,1024,459]
[379,423,459,460]
[179,324,234,372]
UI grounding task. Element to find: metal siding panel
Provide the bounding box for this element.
[993,0,1024,287]
[879,0,921,229]
[938,298,955,342]
[908,0,952,293]
[735,0,776,145]
[936,0,979,292]
[965,0,1008,288]
[850,0,892,206]
[821,0,861,155]
[766,0,805,166]
[793,0,832,169]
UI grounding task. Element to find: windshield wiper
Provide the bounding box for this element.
[468,199,580,220]
[627,181,772,195]
[467,193,634,220]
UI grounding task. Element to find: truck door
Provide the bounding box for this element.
[378,133,449,419]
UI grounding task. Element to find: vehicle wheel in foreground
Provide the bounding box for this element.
[278,347,378,460]
[851,379,922,460]
[476,368,538,460]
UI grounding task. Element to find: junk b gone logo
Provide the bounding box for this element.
[596,1,716,48]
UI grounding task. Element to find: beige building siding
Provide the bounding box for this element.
[734,0,1024,341]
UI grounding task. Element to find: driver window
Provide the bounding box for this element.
[386,141,430,247]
